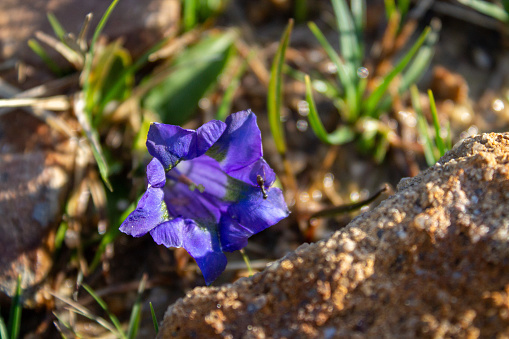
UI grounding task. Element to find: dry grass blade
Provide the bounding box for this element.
[35,31,84,68]
[0,78,76,137]
[0,96,70,111]
[148,27,201,61]
[47,289,121,336]
[78,13,93,51]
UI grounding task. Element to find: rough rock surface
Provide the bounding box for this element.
[158,133,509,338]
[0,111,75,299]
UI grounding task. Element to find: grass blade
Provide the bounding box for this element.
[74,94,113,191]
[399,19,440,91]
[411,85,436,166]
[183,0,198,31]
[458,0,509,22]
[305,75,355,144]
[331,0,362,77]
[385,0,396,20]
[28,39,64,75]
[150,302,159,334]
[82,0,121,105]
[364,26,430,117]
[7,275,22,339]
[49,290,120,337]
[82,284,126,339]
[397,0,411,19]
[351,0,365,57]
[0,312,9,339]
[428,89,445,157]
[268,19,293,155]
[127,275,147,339]
[307,21,357,121]
[47,13,66,41]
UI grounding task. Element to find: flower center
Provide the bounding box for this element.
[167,170,205,193]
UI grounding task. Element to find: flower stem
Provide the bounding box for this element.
[239,249,253,276]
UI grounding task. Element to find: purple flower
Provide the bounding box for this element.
[120,110,289,285]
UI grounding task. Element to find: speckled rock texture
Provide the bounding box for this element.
[158,133,509,339]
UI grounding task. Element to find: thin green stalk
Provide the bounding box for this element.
[239,249,253,276]
[47,13,66,41]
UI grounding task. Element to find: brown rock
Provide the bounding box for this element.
[0,111,75,301]
[158,133,509,338]
[0,0,179,63]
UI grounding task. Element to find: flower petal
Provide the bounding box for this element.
[147,120,226,171]
[147,158,166,188]
[119,187,168,237]
[149,218,185,248]
[151,218,227,285]
[227,186,289,235]
[219,214,254,252]
[227,158,276,188]
[195,120,227,157]
[206,110,262,173]
[146,123,195,170]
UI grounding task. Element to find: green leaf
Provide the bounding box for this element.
[364,26,430,117]
[47,13,66,41]
[305,75,355,145]
[150,302,159,334]
[7,275,22,339]
[307,21,357,121]
[267,19,293,155]
[331,0,362,78]
[143,31,235,125]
